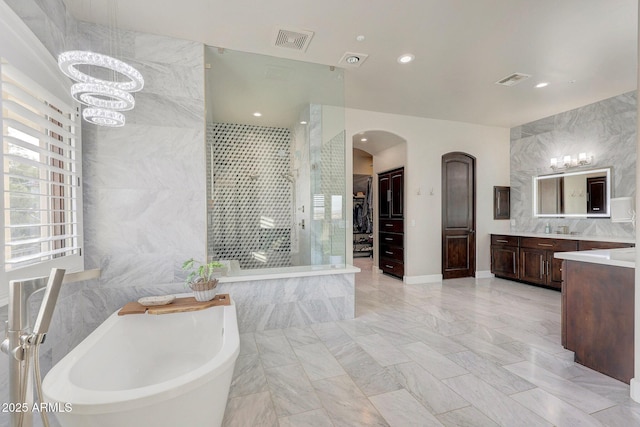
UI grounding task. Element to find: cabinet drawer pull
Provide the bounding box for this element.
[496,239,508,243]
[385,237,393,241]
[385,264,394,269]
[538,243,553,247]
[385,224,394,227]
[385,251,394,255]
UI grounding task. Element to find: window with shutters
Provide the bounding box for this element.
[0,58,83,300]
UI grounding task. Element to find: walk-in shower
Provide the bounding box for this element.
[205,47,346,270]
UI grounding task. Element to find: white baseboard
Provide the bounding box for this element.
[404,274,443,284]
[475,270,494,279]
[631,378,640,403]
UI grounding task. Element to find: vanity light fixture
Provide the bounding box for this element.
[398,54,415,64]
[550,152,593,170]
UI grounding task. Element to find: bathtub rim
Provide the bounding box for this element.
[42,297,239,415]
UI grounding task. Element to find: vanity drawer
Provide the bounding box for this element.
[379,219,403,233]
[520,237,578,252]
[380,232,403,246]
[491,235,519,247]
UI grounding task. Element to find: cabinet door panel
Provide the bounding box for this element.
[520,247,546,284]
[379,176,390,218]
[390,171,404,218]
[491,246,519,279]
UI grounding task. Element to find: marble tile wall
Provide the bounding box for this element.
[510,91,636,237]
[76,20,207,332]
[216,274,355,332]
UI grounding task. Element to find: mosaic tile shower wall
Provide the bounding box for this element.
[207,123,293,269]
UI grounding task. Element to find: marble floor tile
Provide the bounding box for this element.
[449,333,524,366]
[239,332,258,355]
[446,350,535,395]
[499,340,591,379]
[264,363,323,417]
[494,326,563,355]
[369,388,444,427]
[278,408,334,427]
[254,330,299,369]
[401,341,468,379]
[386,361,469,414]
[436,406,500,427]
[405,326,468,354]
[283,326,321,347]
[220,259,640,426]
[228,353,268,398]
[222,391,278,427]
[293,342,347,381]
[330,340,403,396]
[504,361,616,413]
[591,404,640,427]
[442,374,552,426]
[312,375,388,427]
[354,333,412,366]
[511,388,604,426]
[310,321,353,351]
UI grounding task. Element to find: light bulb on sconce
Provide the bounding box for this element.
[550,153,594,170]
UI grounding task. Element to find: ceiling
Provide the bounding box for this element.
[63,0,637,129]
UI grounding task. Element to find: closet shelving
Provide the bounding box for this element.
[353,195,373,257]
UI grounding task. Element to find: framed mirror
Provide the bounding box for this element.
[533,167,611,218]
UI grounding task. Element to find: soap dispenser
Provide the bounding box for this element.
[544,223,551,234]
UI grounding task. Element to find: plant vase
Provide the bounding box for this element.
[189,279,219,302]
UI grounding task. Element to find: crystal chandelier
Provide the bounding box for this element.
[57,1,144,127]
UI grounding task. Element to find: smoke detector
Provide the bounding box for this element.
[339,52,369,67]
[272,28,314,52]
[495,72,531,87]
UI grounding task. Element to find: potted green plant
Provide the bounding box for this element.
[181,258,224,301]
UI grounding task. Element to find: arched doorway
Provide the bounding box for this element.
[351,130,406,278]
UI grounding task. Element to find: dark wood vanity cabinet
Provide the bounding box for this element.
[378,168,404,278]
[491,234,633,290]
[519,237,578,289]
[490,235,519,279]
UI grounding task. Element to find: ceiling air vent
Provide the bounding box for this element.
[273,28,314,52]
[495,72,531,87]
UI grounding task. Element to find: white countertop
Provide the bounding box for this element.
[555,248,636,269]
[495,232,635,244]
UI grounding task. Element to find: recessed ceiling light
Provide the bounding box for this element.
[300,121,307,125]
[535,82,549,88]
[346,56,360,64]
[360,138,368,142]
[253,112,262,117]
[398,54,415,64]
[356,35,365,42]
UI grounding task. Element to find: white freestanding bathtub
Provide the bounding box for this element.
[43,297,239,427]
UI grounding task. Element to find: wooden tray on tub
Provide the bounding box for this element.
[118,294,230,316]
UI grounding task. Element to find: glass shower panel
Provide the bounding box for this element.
[205,47,345,269]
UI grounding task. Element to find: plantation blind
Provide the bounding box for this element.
[1,59,81,270]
